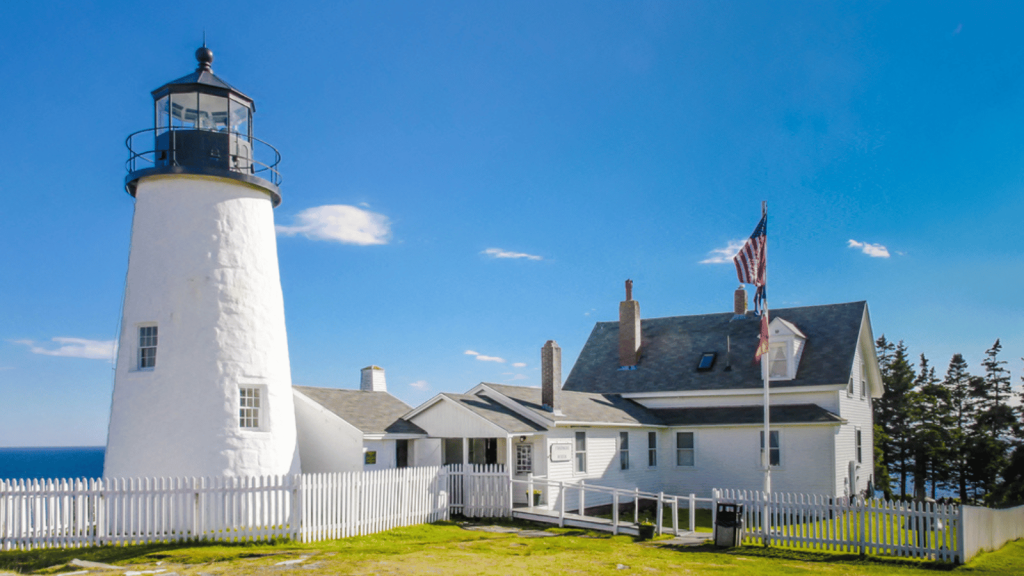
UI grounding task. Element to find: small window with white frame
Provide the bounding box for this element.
[676,432,694,467]
[648,431,657,467]
[516,443,533,475]
[847,376,854,397]
[856,428,862,464]
[619,432,629,470]
[239,386,261,429]
[760,430,780,467]
[860,365,867,399]
[574,431,587,474]
[138,325,157,369]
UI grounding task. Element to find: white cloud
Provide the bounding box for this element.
[847,239,890,258]
[409,380,429,391]
[700,240,745,264]
[465,349,505,362]
[506,374,527,381]
[277,205,391,245]
[512,362,526,368]
[15,337,117,361]
[482,248,542,261]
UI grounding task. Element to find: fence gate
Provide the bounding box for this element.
[444,464,509,518]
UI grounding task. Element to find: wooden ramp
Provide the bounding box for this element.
[513,505,642,536]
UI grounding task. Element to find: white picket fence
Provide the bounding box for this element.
[1,467,450,551]
[714,488,962,563]
[444,464,509,518]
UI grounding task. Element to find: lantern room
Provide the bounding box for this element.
[125,46,281,206]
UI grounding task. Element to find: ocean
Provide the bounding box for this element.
[0,447,105,481]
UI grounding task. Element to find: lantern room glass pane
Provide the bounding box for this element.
[230,98,251,140]
[155,96,169,135]
[169,92,198,129]
[198,93,228,131]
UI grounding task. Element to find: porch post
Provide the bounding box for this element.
[506,436,513,514]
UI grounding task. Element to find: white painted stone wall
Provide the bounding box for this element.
[105,175,300,478]
[293,391,364,473]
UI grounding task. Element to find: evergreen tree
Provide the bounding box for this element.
[874,336,916,497]
[942,353,977,501]
[970,340,1014,502]
[908,355,952,499]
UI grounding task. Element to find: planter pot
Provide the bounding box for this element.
[532,493,542,506]
[637,524,655,540]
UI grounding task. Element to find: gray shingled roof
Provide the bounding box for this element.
[295,386,425,435]
[563,302,866,395]
[440,393,547,433]
[651,404,843,426]
[482,383,662,426]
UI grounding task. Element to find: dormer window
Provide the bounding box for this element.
[766,317,806,381]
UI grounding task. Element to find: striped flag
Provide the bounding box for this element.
[733,213,767,313]
[755,313,770,362]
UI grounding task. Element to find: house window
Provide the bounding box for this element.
[861,372,867,399]
[239,386,260,429]
[676,432,694,467]
[648,432,657,467]
[697,352,716,371]
[516,443,533,474]
[619,432,629,470]
[365,451,377,465]
[847,377,854,397]
[856,428,862,464]
[574,432,587,474]
[768,343,787,379]
[760,430,780,467]
[138,326,157,369]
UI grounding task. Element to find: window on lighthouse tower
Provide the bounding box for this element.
[138,326,157,369]
[239,387,261,429]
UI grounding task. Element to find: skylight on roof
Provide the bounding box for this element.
[697,352,716,371]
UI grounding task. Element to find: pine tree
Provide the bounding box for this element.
[969,340,1014,503]
[908,355,952,499]
[874,337,916,498]
[942,353,977,501]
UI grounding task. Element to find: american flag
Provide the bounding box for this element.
[733,213,767,313]
[755,313,770,362]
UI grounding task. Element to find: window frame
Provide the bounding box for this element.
[648,431,657,467]
[676,431,695,467]
[574,431,587,475]
[516,443,533,475]
[856,428,863,464]
[759,430,781,468]
[619,432,629,471]
[238,385,263,430]
[137,324,158,370]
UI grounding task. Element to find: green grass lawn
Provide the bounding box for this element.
[1,520,1021,575]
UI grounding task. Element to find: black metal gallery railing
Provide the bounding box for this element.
[125,127,281,188]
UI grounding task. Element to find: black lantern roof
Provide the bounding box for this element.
[151,47,255,109]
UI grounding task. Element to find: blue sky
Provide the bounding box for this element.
[1,1,1021,447]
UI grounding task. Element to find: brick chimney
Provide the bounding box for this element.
[541,340,561,413]
[360,365,386,392]
[619,279,641,367]
[734,285,748,316]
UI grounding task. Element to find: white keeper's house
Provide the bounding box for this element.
[298,284,883,503]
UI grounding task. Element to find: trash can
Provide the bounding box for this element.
[714,503,744,547]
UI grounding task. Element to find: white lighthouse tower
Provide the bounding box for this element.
[104,46,300,478]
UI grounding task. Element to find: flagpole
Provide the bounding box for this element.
[761,201,771,496]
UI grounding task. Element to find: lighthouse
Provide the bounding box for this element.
[104,47,300,478]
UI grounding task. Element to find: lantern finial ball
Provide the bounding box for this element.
[195,46,214,72]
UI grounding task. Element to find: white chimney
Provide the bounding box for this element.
[360,365,387,392]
